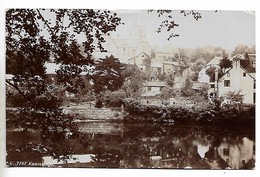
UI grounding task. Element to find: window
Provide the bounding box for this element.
[227,73,230,77]
[223,148,229,155]
[224,80,230,87]
[148,87,151,91]
[160,87,163,91]
[211,84,215,88]
[243,72,246,77]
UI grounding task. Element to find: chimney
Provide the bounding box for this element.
[214,68,218,95]
[232,57,241,91]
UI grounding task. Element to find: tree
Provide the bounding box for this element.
[181,77,194,97]
[224,91,245,104]
[93,55,124,94]
[160,87,175,101]
[231,44,248,57]
[165,72,175,87]
[121,64,149,98]
[206,66,224,82]
[219,57,232,72]
[241,52,255,73]
[191,58,207,81]
[6,9,122,160]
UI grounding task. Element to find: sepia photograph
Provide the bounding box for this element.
[4,7,255,170]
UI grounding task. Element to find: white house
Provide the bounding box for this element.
[198,56,222,83]
[217,57,255,104]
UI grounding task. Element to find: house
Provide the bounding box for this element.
[92,28,152,63]
[198,56,222,83]
[128,52,151,71]
[142,81,166,97]
[217,57,256,104]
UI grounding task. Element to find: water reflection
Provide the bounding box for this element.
[7,122,255,169]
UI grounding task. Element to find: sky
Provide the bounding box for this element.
[107,10,255,51]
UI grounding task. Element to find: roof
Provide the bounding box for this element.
[128,52,150,61]
[231,54,245,61]
[207,56,222,66]
[218,66,255,81]
[144,81,166,87]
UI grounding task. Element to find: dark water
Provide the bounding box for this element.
[6,122,255,169]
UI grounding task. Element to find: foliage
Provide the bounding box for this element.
[93,55,124,94]
[224,91,245,104]
[121,64,148,98]
[165,72,175,87]
[181,77,194,97]
[241,52,255,73]
[191,58,207,81]
[231,45,255,57]
[124,99,255,126]
[6,9,122,159]
[205,66,224,82]
[160,86,177,101]
[219,57,232,71]
[101,89,126,107]
[148,10,202,40]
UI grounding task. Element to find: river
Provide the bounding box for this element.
[6,121,255,169]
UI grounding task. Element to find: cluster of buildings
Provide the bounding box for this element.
[198,54,256,104]
[6,26,256,105]
[93,27,256,105]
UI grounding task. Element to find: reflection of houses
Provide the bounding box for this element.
[218,57,256,104]
[217,137,254,169]
[142,81,166,97]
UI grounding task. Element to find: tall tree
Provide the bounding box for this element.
[93,55,124,94]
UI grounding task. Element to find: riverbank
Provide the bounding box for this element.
[63,102,124,122]
[6,99,255,127]
[123,99,255,126]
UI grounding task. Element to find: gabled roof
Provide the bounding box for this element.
[207,56,222,66]
[128,52,150,61]
[218,66,255,81]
